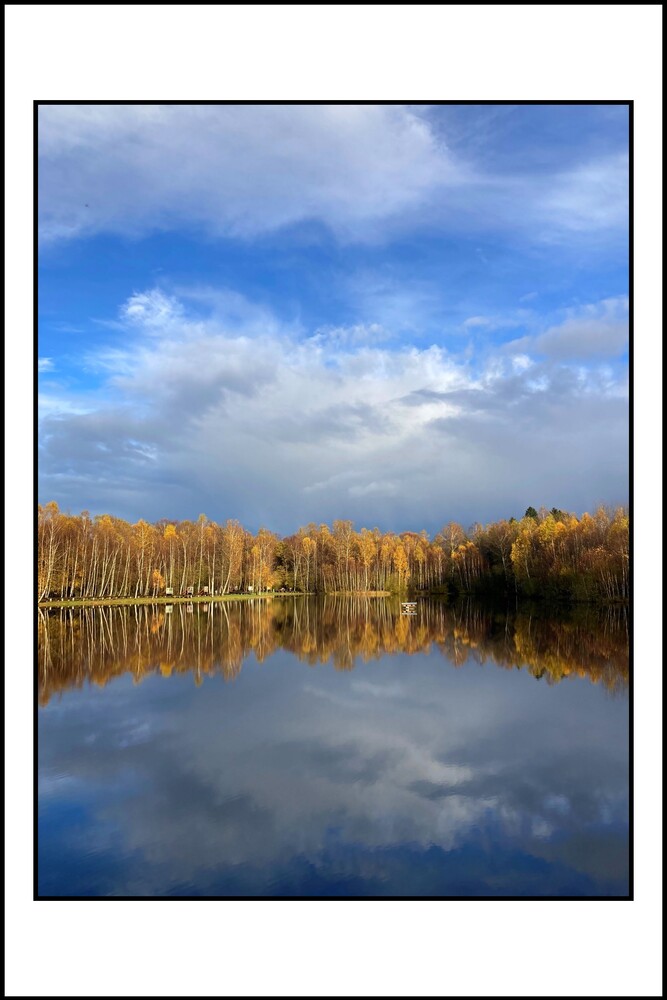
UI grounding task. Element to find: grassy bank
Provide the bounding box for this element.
[36,590,400,609]
[38,588,628,609]
[38,593,287,609]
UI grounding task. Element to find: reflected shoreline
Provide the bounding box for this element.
[38,596,629,704]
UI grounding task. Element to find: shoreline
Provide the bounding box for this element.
[36,590,627,610]
[38,593,288,609]
[37,591,387,609]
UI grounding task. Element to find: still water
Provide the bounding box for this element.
[38,597,629,897]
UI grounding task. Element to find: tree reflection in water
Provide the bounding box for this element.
[38,596,628,705]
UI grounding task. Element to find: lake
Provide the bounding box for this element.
[37,596,629,897]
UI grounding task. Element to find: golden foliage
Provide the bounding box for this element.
[37,504,629,601]
[37,598,628,704]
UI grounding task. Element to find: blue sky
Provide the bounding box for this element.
[38,104,629,533]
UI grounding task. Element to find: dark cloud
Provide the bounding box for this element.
[506,297,629,360]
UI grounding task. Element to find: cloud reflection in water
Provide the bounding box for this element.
[38,598,629,896]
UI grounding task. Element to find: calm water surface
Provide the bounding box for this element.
[38,597,629,897]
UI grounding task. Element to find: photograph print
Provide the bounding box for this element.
[37,102,630,899]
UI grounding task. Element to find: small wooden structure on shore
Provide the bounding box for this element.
[401,600,418,616]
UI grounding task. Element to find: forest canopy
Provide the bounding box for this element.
[38,503,629,604]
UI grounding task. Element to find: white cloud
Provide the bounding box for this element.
[38,391,91,420]
[38,357,54,372]
[462,314,526,332]
[541,155,630,233]
[511,354,533,373]
[453,155,629,244]
[38,104,457,244]
[38,105,629,248]
[120,289,183,329]
[38,288,629,529]
[309,323,390,348]
[463,316,492,329]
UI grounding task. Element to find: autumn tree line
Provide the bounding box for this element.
[37,502,629,604]
[37,598,629,704]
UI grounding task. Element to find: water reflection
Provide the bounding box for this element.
[38,597,629,897]
[38,596,628,704]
